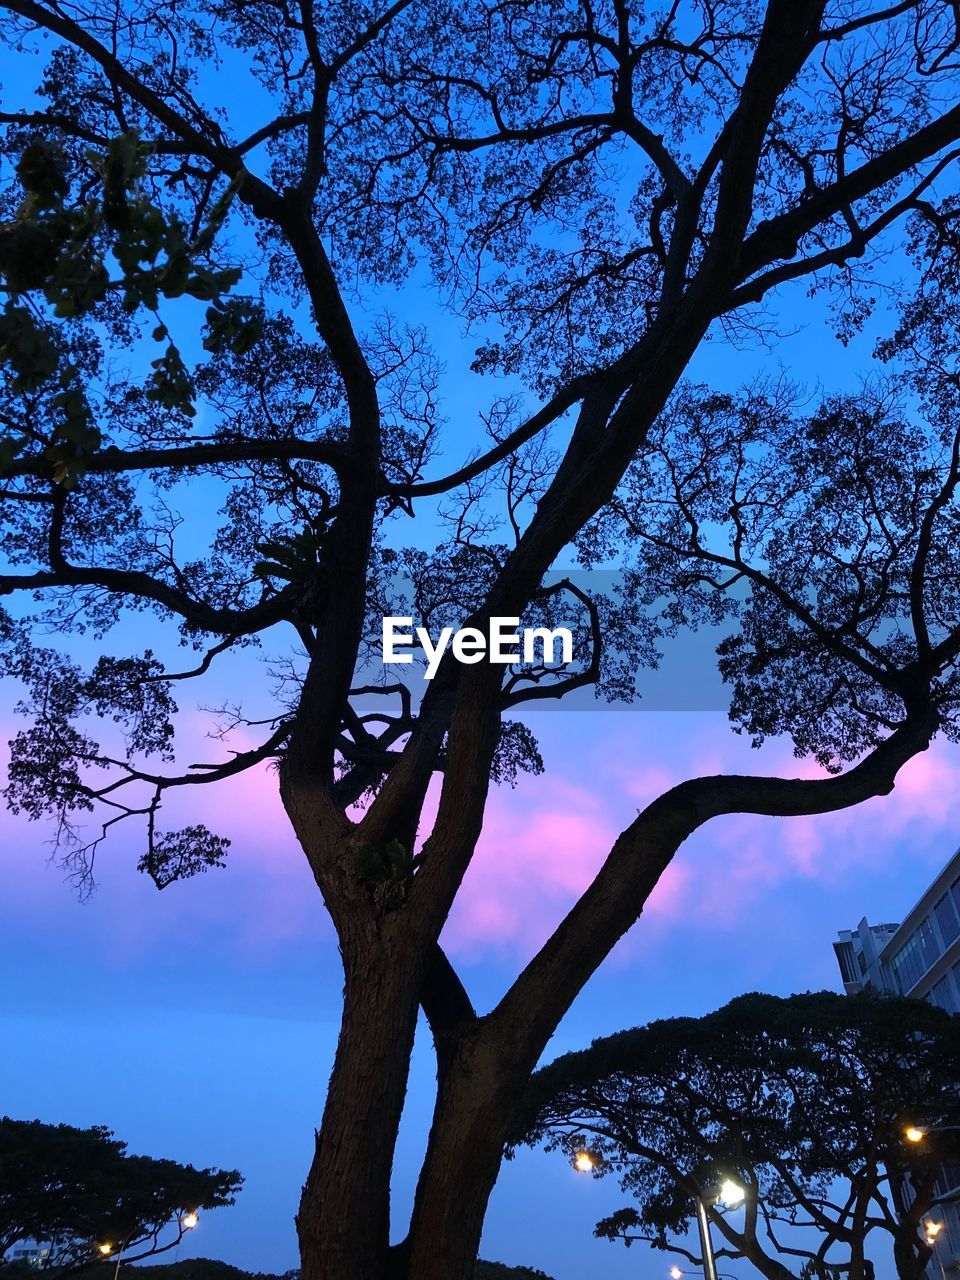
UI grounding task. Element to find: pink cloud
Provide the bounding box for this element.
[6,695,960,973]
[441,776,620,961]
[0,706,325,965]
[638,738,960,939]
[440,720,960,964]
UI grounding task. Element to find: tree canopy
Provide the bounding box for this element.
[0,1117,242,1275]
[4,3,960,1278]
[511,992,960,1280]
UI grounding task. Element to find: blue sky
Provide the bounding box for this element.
[2,277,953,1279]
[1,283,949,1275]
[3,29,958,1279]
[4,689,960,1279]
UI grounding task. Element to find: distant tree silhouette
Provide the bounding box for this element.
[0,1118,241,1276]
[513,993,960,1280]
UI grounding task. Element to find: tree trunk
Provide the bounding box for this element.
[297,953,421,1280]
[402,1023,534,1280]
[296,955,516,1280]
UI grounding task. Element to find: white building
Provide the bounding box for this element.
[4,1246,51,1269]
[834,847,960,1277]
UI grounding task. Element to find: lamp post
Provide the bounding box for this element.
[113,1236,130,1280]
[694,1194,720,1280]
[672,1265,738,1280]
[571,1151,745,1280]
[924,1220,948,1280]
[93,1236,132,1280]
[905,1125,960,1143]
[693,1179,747,1280]
[97,1210,198,1280]
[903,1125,960,1280]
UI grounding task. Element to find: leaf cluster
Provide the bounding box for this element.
[0,131,248,483]
[581,375,960,770]
[0,1117,241,1271]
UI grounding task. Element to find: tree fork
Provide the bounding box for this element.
[403,715,938,1280]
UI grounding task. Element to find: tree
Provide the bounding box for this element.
[3,2,960,1277]
[510,993,960,1280]
[474,1265,555,1280]
[0,1117,242,1275]
[68,1260,552,1280]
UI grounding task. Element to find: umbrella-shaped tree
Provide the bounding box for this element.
[0,1117,242,1276]
[512,993,960,1280]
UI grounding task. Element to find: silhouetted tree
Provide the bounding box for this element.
[0,1118,241,1276]
[512,993,960,1280]
[4,4,960,1278]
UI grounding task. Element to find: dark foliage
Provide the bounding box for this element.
[513,992,960,1280]
[0,1118,242,1276]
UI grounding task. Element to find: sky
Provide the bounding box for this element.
[1,277,949,1278]
[3,23,960,1280]
[2,268,951,1280]
[4,694,960,1280]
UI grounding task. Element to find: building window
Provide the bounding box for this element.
[892,935,922,990]
[834,940,857,985]
[935,1162,960,1197]
[935,892,960,947]
[919,916,940,968]
[929,973,959,1014]
[891,918,940,991]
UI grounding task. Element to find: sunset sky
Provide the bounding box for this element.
[1,46,951,1272]
[4,689,959,1279]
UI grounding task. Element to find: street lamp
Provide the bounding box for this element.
[925,1220,943,1244]
[572,1151,745,1280]
[718,1179,746,1208]
[900,1124,960,1279]
[923,1219,948,1280]
[694,1178,748,1280]
[105,1211,198,1280]
[904,1124,960,1143]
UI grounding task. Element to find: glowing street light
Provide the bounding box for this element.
[96,1209,199,1280]
[904,1123,960,1144]
[718,1179,746,1208]
[923,1216,949,1280]
[693,1178,750,1280]
[573,1151,595,1173]
[671,1267,685,1278]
